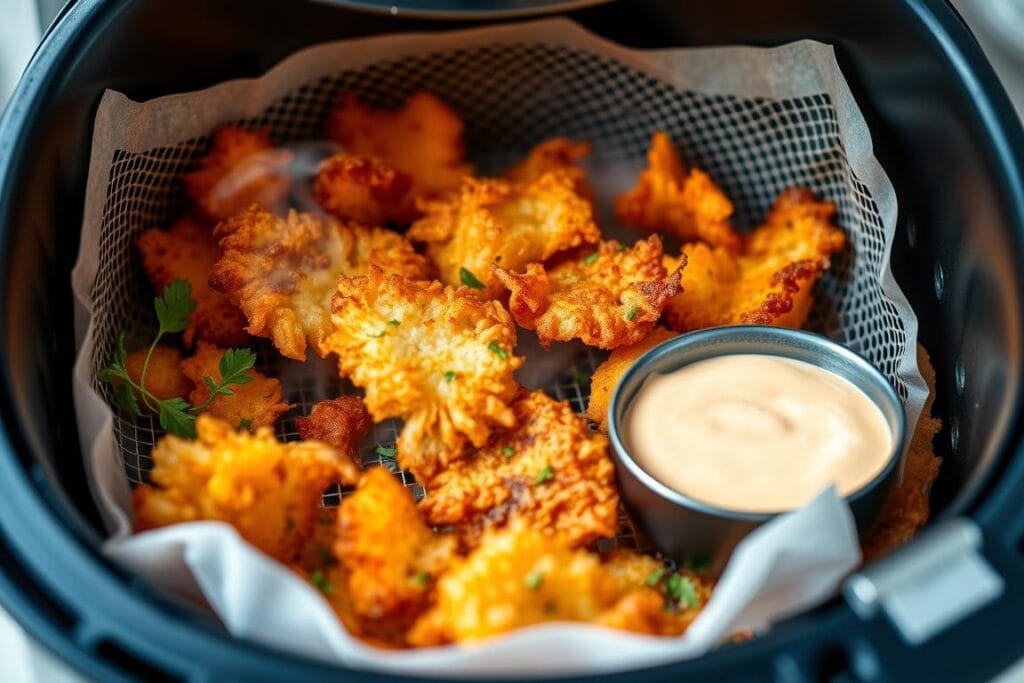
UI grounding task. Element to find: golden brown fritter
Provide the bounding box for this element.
[335,468,457,633]
[408,170,600,300]
[124,346,192,401]
[418,390,618,548]
[505,138,591,195]
[312,153,417,225]
[663,187,846,332]
[209,205,431,360]
[586,327,677,429]
[133,415,349,563]
[327,91,471,200]
[492,236,683,349]
[135,215,249,348]
[324,268,523,481]
[179,342,291,432]
[295,397,373,475]
[615,131,740,250]
[862,346,942,562]
[182,126,291,221]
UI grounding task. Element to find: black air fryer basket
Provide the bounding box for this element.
[1,1,1023,681]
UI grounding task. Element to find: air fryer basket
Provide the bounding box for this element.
[0,1,1022,681]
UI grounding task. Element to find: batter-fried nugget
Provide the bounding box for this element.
[336,468,457,626]
[862,346,942,562]
[183,126,291,221]
[179,342,291,432]
[210,205,431,360]
[124,346,192,401]
[325,268,523,480]
[418,390,618,548]
[492,236,682,349]
[312,153,417,225]
[295,397,373,473]
[663,187,846,332]
[615,131,740,250]
[586,326,678,429]
[133,415,349,563]
[409,170,600,299]
[327,91,471,199]
[505,138,591,195]
[135,216,249,348]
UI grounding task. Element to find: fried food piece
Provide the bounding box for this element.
[182,126,291,221]
[133,415,349,563]
[505,138,591,195]
[493,236,683,349]
[325,268,523,480]
[418,390,618,548]
[179,342,291,432]
[135,216,249,348]
[586,327,677,429]
[335,468,457,636]
[862,346,942,562]
[124,346,191,401]
[408,171,600,300]
[312,153,417,225]
[327,91,471,199]
[210,205,431,360]
[663,187,846,332]
[615,131,740,250]
[295,397,373,473]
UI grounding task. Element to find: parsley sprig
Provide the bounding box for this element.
[98,279,256,439]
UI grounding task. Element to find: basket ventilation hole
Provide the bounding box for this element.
[905,218,917,249]
[954,358,966,396]
[95,639,183,683]
[815,644,860,683]
[933,262,945,301]
[949,417,960,453]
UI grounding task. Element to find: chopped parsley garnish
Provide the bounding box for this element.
[625,304,639,321]
[387,319,401,327]
[238,418,252,431]
[375,443,397,461]
[317,547,337,567]
[310,569,333,595]
[501,446,516,459]
[644,567,666,587]
[488,342,509,360]
[412,571,431,587]
[535,464,554,484]
[368,330,387,338]
[443,370,457,382]
[582,251,599,266]
[664,574,699,609]
[525,571,544,590]
[459,267,486,289]
[680,556,713,574]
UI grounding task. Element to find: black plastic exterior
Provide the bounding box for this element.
[0,1,1022,681]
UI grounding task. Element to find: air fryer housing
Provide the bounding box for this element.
[0,1,1022,681]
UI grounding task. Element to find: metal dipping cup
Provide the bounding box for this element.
[607,326,907,573]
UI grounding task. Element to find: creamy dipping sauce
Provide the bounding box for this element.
[624,354,893,513]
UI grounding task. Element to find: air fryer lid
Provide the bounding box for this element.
[0,0,1023,681]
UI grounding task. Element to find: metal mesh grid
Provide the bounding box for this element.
[88,42,905,552]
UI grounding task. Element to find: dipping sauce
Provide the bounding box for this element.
[624,354,893,513]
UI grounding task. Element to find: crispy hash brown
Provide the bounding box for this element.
[133,415,349,563]
[210,205,431,360]
[183,126,291,221]
[586,326,678,429]
[135,216,249,348]
[615,131,740,251]
[493,236,683,349]
[179,342,290,432]
[312,153,417,225]
[328,91,471,200]
[124,346,192,402]
[408,170,601,300]
[325,268,523,480]
[663,187,846,332]
[295,397,373,475]
[418,390,618,548]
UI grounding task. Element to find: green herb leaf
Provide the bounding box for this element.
[219,347,256,385]
[625,304,639,322]
[680,556,712,574]
[501,446,515,459]
[310,569,333,595]
[487,342,509,360]
[113,383,142,418]
[97,367,126,384]
[644,567,666,587]
[459,267,486,289]
[238,418,252,431]
[665,574,699,609]
[582,251,599,266]
[412,571,431,588]
[375,443,397,461]
[387,319,401,327]
[368,331,387,338]
[443,370,457,383]
[112,332,128,369]
[524,571,544,590]
[158,397,197,438]
[154,279,197,335]
[535,463,554,485]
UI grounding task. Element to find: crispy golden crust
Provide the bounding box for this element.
[585,326,678,429]
[862,346,942,562]
[295,397,373,475]
[408,171,601,300]
[493,236,683,349]
[505,138,591,195]
[615,132,740,250]
[182,126,290,221]
[327,91,471,199]
[312,153,417,225]
[179,342,291,432]
[133,416,348,563]
[663,187,846,332]
[124,347,192,401]
[210,206,431,360]
[135,216,249,348]
[418,390,618,548]
[324,268,523,481]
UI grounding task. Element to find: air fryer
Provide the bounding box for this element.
[0,0,1022,681]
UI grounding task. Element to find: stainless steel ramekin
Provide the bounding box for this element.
[607,326,906,573]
